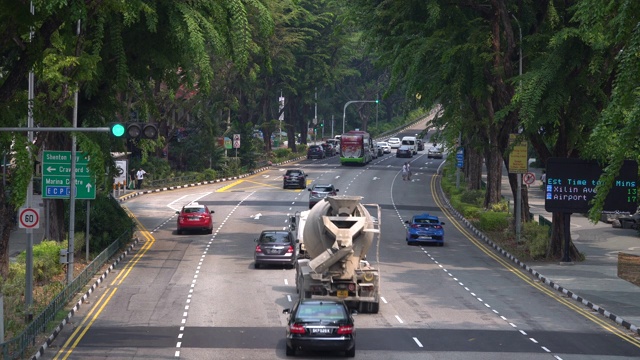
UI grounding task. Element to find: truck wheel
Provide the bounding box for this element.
[369,302,380,314]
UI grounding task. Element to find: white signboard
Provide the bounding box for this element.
[19,207,40,229]
[114,160,127,185]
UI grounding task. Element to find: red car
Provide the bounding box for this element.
[176,203,215,234]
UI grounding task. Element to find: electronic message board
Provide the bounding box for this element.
[544,158,638,214]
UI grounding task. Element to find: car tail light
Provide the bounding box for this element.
[255,245,262,253]
[348,283,356,291]
[289,324,306,334]
[311,191,318,196]
[287,246,294,253]
[433,225,442,229]
[337,325,353,335]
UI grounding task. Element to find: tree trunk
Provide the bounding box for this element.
[45,199,66,242]
[0,191,16,277]
[466,146,483,190]
[549,212,581,260]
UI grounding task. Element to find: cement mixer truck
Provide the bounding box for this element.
[293,195,381,313]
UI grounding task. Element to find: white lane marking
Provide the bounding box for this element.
[251,213,263,219]
[412,337,424,348]
[284,279,289,285]
[380,296,388,304]
[395,315,404,323]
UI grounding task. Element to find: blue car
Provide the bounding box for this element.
[405,213,445,246]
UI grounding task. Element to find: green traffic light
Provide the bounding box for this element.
[111,123,125,137]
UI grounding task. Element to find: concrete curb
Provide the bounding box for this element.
[437,177,640,336]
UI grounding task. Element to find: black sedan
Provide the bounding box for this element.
[283,299,356,357]
[396,145,413,158]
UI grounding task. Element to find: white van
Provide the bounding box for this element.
[401,136,418,155]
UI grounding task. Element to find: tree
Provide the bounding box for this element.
[0,0,273,277]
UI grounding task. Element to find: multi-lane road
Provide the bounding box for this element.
[43,129,640,360]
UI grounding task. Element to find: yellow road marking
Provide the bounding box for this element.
[53,208,157,358]
[429,174,640,348]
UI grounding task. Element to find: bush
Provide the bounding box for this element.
[16,240,64,283]
[478,211,510,232]
[460,205,482,219]
[489,200,509,212]
[522,222,550,259]
[460,189,484,206]
[273,148,293,159]
[201,168,218,181]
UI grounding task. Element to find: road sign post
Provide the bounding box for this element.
[42,150,96,200]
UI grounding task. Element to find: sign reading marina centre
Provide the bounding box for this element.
[544,158,637,214]
[42,150,96,200]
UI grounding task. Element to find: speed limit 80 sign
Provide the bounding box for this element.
[19,207,40,229]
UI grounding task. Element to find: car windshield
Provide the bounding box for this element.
[287,171,302,176]
[183,207,206,214]
[259,232,290,243]
[296,304,347,322]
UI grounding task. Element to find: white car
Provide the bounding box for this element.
[427,145,444,159]
[387,137,401,149]
[377,142,391,154]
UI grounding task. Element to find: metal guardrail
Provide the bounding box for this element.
[1,230,131,360]
[539,215,552,235]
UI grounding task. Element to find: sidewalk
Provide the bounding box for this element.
[498,168,640,333]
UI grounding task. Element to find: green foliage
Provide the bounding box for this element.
[522,222,550,259]
[478,211,510,232]
[16,240,64,283]
[200,169,218,181]
[72,193,134,254]
[460,189,484,207]
[489,200,509,213]
[460,205,482,219]
[274,148,293,159]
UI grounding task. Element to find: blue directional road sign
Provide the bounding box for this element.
[42,150,96,199]
[456,147,464,168]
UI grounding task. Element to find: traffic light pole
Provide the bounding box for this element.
[0,127,110,132]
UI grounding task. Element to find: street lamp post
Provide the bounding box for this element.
[342,100,378,134]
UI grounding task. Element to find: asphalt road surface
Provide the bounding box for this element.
[41,128,640,360]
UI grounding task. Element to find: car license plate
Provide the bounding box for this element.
[188,217,199,221]
[311,328,331,334]
[337,289,348,298]
[419,236,432,239]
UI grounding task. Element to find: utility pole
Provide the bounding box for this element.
[67,19,81,284]
[24,1,35,321]
[512,13,523,243]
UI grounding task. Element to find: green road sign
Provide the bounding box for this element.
[42,150,96,199]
